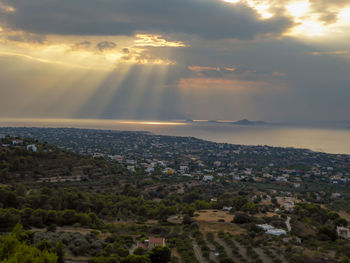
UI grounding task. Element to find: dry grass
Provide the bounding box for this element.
[254,212,278,218]
[337,211,350,221]
[194,209,233,222]
[198,221,245,235]
[194,210,245,235]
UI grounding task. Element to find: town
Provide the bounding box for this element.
[1,127,349,191]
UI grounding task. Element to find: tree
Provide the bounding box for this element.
[123,254,151,263]
[182,215,193,225]
[317,226,337,241]
[148,246,171,263]
[232,213,251,224]
[134,247,146,255]
[56,241,65,263]
[219,258,235,263]
[0,224,57,263]
[341,256,350,263]
[115,247,130,258]
[335,217,348,227]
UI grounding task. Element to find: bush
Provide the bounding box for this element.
[233,213,251,224]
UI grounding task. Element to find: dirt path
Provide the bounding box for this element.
[231,239,247,261]
[270,247,288,263]
[215,236,236,261]
[191,238,209,263]
[254,248,273,263]
[285,216,292,232]
[204,234,219,262]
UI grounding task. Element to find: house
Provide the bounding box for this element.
[293,182,301,188]
[283,200,295,212]
[93,153,104,158]
[337,227,350,239]
[138,237,166,250]
[214,161,221,167]
[126,159,135,165]
[222,206,233,212]
[180,165,189,171]
[332,193,341,199]
[257,224,286,236]
[12,139,23,145]
[145,167,154,173]
[267,229,287,236]
[127,166,135,172]
[203,175,214,182]
[276,176,288,182]
[26,144,38,152]
[162,168,174,175]
[257,224,275,231]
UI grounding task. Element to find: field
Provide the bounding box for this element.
[194,210,245,234]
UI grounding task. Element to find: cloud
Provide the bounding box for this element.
[71,40,91,50]
[122,48,130,54]
[0,2,15,12]
[135,34,187,47]
[97,41,117,52]
[312,50,350,57]
[0,0,292,40]
[178,78,274,92]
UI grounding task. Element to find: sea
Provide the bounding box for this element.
[0,118,349,155]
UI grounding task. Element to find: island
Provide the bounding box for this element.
[231,118,267,126]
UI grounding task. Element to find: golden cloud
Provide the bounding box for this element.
[188,66,221,72]
[0,2,15,12]
[178,77,283,93]
[135,34,187,47]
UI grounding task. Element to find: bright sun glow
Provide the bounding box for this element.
[338,8,350,22]
[223,0,350,38]
[285,1,328,37]
[289,20,326,36]
[286,1,310,18]
[224,0,273,19]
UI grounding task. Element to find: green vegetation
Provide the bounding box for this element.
[0,224,58,262]
[1,134,350,263]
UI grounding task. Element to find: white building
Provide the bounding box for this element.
[222,206,233,212]
[257,224,287,236]
[145,167,154,173]
[337,227,350,239]
[203,175,214,182]
[27,144,38,152]
[12,139,23,145]
[127,166,135,172]
[180,165,189,171]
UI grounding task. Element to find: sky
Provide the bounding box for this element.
[0,0,350,122]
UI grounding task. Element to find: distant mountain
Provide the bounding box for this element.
[232,119,267,126]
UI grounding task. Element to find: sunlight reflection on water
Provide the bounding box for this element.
[0,118,349,155]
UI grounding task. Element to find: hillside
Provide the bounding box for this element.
[1,133,350,263]
[0,136,129,188]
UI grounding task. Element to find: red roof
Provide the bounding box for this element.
[149,237,165,246]
[138,237,166,250]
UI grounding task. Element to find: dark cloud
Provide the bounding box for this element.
[6,32,45,43]
[0,0,292,39]
[122,48,130,54]
[71,40,91,50]
[309,0,350,24]
[97,41,117,51]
